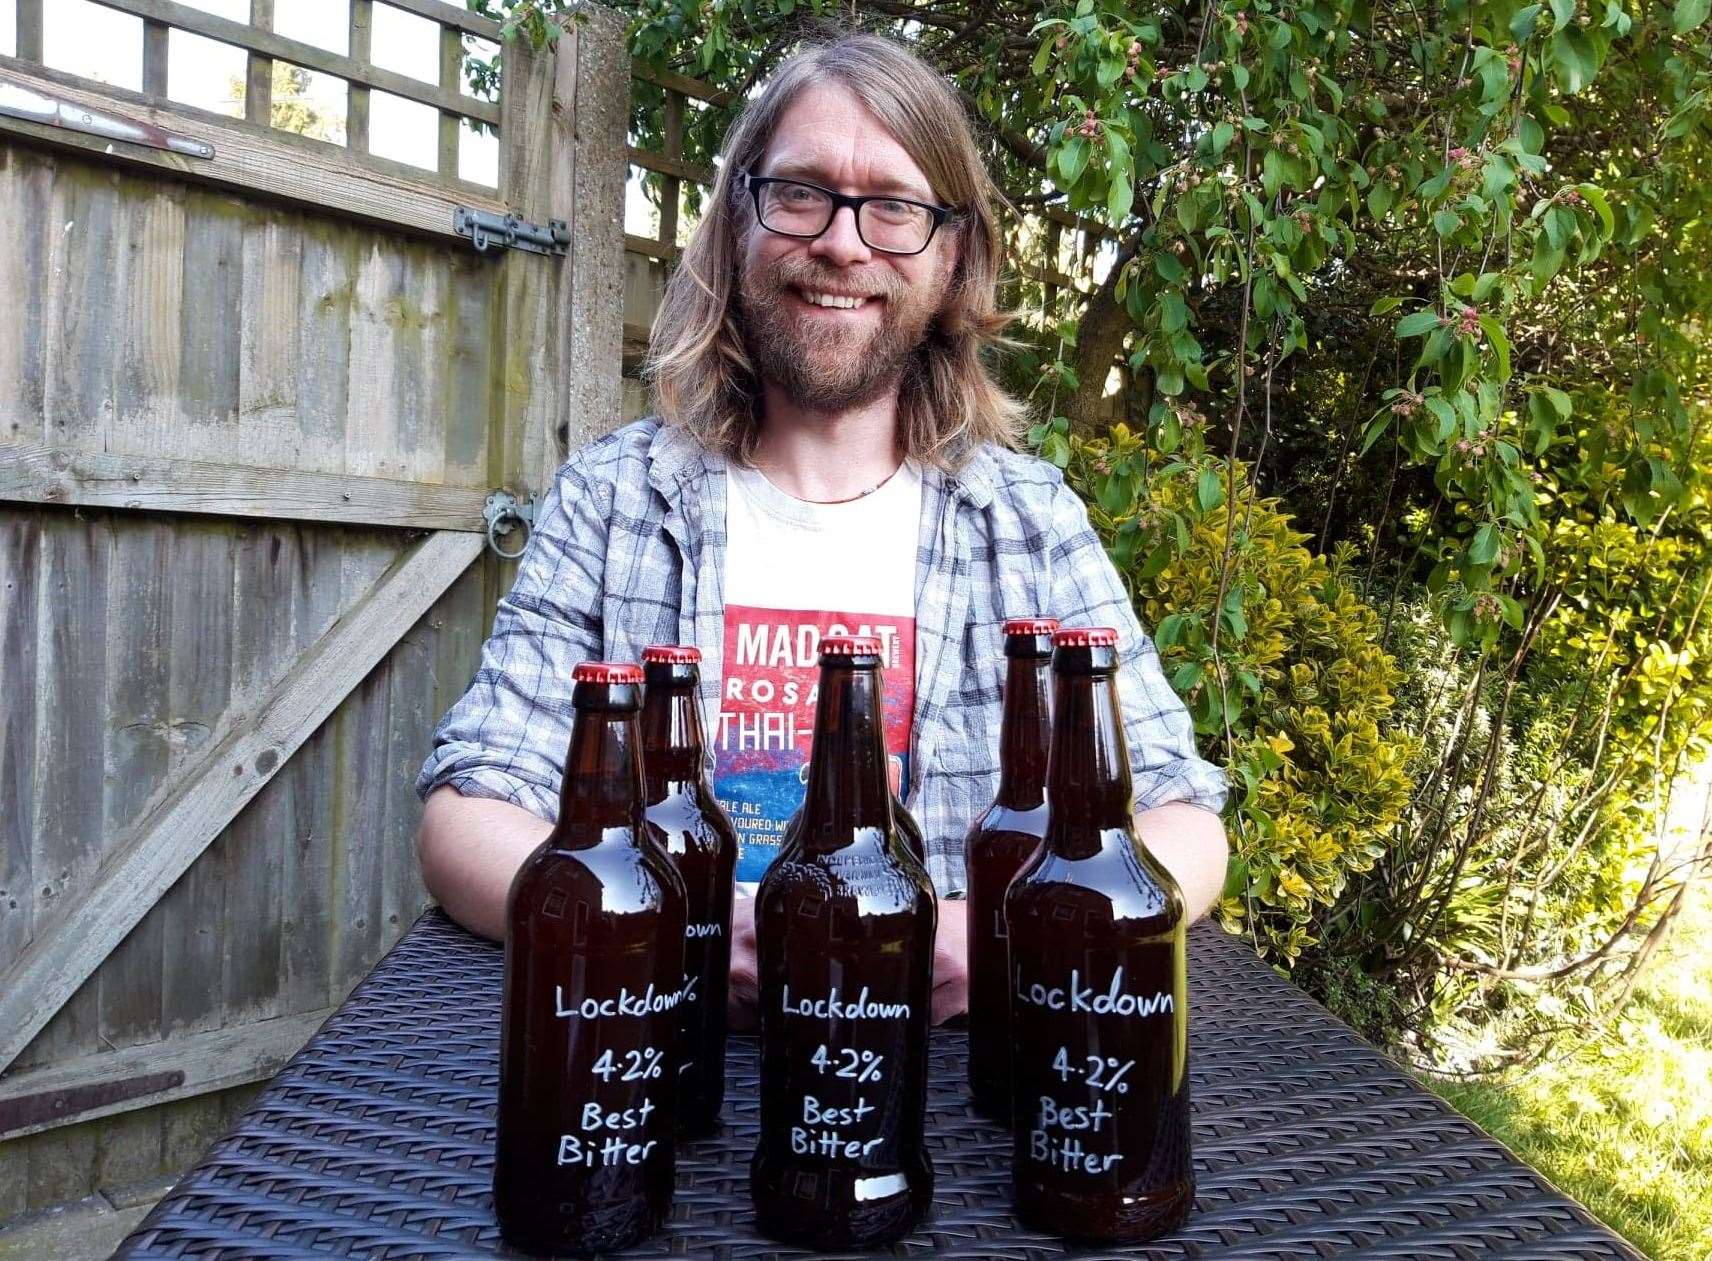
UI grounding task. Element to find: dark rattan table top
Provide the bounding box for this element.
[116,911,1640,1259]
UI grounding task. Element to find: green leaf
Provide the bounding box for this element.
[1170,660,1203,691]
[1359,409,1392,456]
[1058,135,1090,186]
[1470,523,1502,565]
[1512,4,1542,40]
[1154,251,1185,283]
[1478,314,1512,381]
[1159,291,1189,333]
[1107,170,1135,222]
[1196,468,1225,513]
[1550,27,1602,95]
[1433,208,1461,238]
[1396,309,1441,338]
[1370,295,1404,315]
[1676,0,1710,31]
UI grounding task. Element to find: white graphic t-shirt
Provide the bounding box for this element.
[716,460,921,888]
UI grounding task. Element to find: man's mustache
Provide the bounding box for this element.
[760,258,905,304]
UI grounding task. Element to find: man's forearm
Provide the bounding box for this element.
[1133,800,1230,922]
[417,786,553,942]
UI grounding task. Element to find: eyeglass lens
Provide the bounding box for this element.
[756,181,935,253]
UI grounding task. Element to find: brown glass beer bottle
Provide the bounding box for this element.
[640,645,737,1137]
[964,616,1058,1119]
[751,636,936,1249]
[494,661,688,1256]
[1005,627,1193,1242]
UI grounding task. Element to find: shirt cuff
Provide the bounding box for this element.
[1131,760,1230,817]
[416,758,560,824]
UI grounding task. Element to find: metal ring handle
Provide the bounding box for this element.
[482,490,533,560]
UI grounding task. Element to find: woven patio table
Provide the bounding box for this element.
[116,910,1639,1260]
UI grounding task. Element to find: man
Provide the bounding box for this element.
[415,32,1229,1026]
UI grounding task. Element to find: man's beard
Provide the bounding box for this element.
[736,254,945,413]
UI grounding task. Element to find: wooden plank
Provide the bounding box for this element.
[0,150,50,443]
[156,525,236,1040]
[347,0,373,155]
[380,0,501,39]
[0,1006,333,1140]
[235,217,304,468]
[625,232,677,262]
[274,528,341,1018]
[631,60,734,107]
[437,24,461,178]
[659,89,683,251]
[176,201,244,437]
[218,526,295,1027]
[93,0,500,126]
[114,176,186,462]
[142,20,169,98]
[39,165,122,462]
[0,529,484,1073]
[245,0,275,128]
[628,145,713,186]
[16,0,43,63]
[0,513,39,979]
[0,443,489,530]
[27,517,110,1071]
[96,521,173,1055]
[0,59,507,242]
[294,230,357,472]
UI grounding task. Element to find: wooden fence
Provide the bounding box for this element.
[0,0,626,1217]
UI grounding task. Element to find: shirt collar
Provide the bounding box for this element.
[646,416,999,509]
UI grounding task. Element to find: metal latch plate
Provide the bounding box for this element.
[454,208,569,257]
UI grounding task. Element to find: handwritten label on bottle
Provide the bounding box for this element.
[780,987,906,1162]
[550,982,687,1168]
[1016,966,1171,1177]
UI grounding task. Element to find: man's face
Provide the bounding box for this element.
[737,83,959,414]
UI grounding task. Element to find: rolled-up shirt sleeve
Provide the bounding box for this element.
[1044,481,1230,817]
[414,455,609,822]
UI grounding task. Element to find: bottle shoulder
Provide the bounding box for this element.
[514,831,685,916]
[1005,833,1185,932]
[757,835,935,919]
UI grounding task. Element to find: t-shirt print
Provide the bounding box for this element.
[715,604,916,883]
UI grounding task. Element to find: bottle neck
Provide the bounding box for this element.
[1045,665,1135,855]
[800,662,894,851]
[553,702,645,844]
[640,678,704,799]
[995,652,1051,809]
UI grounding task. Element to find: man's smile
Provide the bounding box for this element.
[791,286,883,312]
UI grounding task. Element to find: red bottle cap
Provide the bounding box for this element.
[641,645,701,664]
[572,661,644,684]
[1052,626,1119,648]
[819,634,884,657]
[1003,617,1060,636]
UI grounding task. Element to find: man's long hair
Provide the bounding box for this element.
[643,33,1027,470]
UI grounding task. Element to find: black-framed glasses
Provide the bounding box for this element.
[739,169,957,256]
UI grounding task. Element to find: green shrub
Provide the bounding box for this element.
[1066,425,1416,966]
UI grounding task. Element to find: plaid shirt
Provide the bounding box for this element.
[416,418,1228,895]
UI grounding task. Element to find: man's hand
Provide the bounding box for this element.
[728,895,759,1031]
[930,898,970,1025]
[729,894,969,1027]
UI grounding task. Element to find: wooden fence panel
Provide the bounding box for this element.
[0,149,499,490]
[0,0,628,1219]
